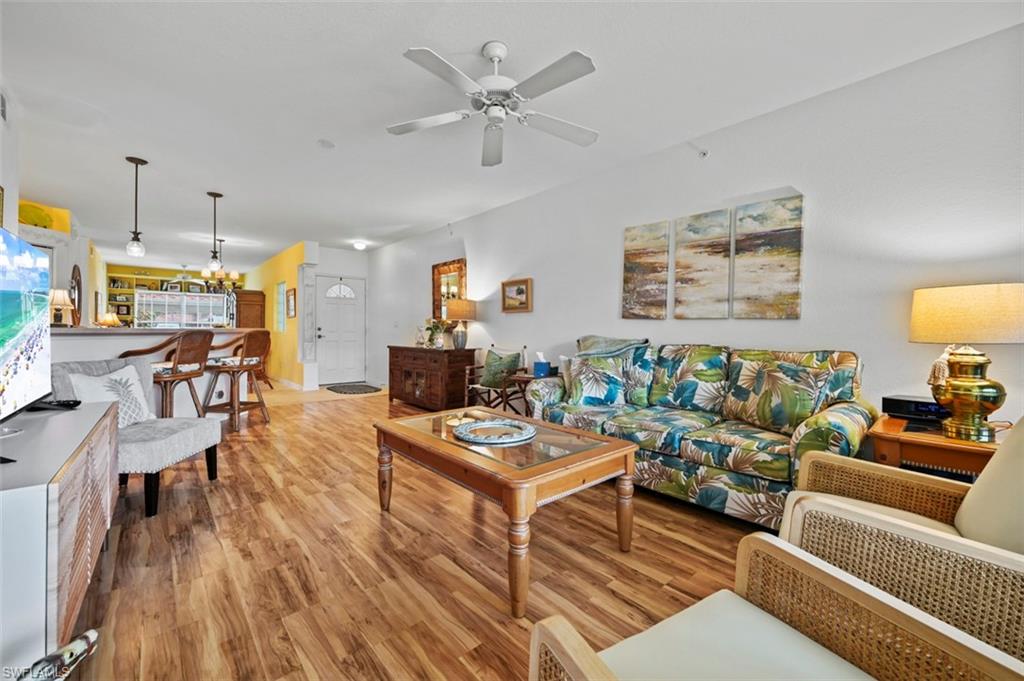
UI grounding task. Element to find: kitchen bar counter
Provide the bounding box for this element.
[51,326,259,417]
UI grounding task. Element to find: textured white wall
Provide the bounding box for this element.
[368,27,1024,419]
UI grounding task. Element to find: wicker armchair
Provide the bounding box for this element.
[529,533,1023,680]
[779,421,1024,661]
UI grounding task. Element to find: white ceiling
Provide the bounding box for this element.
[4,2,1020,271]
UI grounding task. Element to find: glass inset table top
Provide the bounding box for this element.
[400,409,607,469]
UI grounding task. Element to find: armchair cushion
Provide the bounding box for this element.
[52,358,155,411]
[723,350,828,435]
[68,365,156,428]
[118,417,221,474]
[545,403,637,434]
[603,406,720,456]
[480,349,521,388]
[679,420,792,482]
[649,344,729,413]
[597,590,869,680]
[568,355,627,406]
[954,418,1024,554]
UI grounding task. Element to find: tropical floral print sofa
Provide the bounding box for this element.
[526,338,877,529]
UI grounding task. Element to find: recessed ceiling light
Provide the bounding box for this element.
[317,138,336,150]
[353,240,367,251]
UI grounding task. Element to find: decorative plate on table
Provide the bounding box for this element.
[454,419,537,445]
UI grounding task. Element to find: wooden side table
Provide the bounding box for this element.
[868,415,1004,478]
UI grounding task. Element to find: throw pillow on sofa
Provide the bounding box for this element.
[650,344,730,413]
[569,355,627,406]
[722,350,829,435]
[69,364,156,428]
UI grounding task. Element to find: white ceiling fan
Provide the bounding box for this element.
[387,41,598,167]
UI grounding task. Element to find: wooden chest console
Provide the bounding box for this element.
[388,346,476,411]
[0,402,118,671]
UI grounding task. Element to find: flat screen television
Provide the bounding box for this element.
[0,227,51,423]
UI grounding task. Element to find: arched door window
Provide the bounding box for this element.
[325,283,356,299]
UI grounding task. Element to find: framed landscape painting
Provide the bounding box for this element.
[501,277,532,313]
[674,209,731,319]
[732,195,803,319]
[622,221,669,319]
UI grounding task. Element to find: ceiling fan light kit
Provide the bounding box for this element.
[387,40,598,166]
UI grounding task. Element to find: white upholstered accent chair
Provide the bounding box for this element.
[779,419,1024,660]
[529,533,1022,680]
[51,358,222,517]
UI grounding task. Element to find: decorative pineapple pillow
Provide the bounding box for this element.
[569,355,626,406]
[69,365,156,428]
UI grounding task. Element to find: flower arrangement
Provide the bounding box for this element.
[421,318,447,348]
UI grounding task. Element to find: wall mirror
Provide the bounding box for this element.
[432,258,466,321]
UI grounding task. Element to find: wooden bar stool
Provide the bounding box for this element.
[119,330,214,418]
[203,329,271,431]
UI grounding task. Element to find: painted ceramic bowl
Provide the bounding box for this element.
[453,419,537,445]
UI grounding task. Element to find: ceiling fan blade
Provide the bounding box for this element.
[404,48,485,96]
[482,124,503,167]
[511,51,595,101]
[520,111,599,146]
[386,110,474,135]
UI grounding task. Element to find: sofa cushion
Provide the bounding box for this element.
[603,406,720,456]
[723,350,830,435]
[598,590,870,680]
[621,344,657,407]
[568,355,627,406]
[650,344,730,413]
[680,420,792,482]
[544,403,638,434]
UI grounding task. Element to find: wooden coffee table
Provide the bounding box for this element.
[373,407,637,618]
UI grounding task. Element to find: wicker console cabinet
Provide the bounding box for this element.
[388,346,476,411]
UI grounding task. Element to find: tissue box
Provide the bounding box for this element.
[533,361,551,377]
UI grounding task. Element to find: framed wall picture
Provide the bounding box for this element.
[501,278,532,313]
[165,281,182,292]
[187,283,204,293]
[286,287,297,318]
[116,304,130,316]
[622,222,669,319]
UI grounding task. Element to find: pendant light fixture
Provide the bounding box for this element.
[206,191,223,271]
[125,156,148,257]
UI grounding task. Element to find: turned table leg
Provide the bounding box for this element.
[507,517,531,618]
[377,446,393,511]
[616,475,634,552]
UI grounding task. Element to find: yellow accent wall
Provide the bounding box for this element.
[106,263,244,285]
[244,242,305,386]
[87,241,106,324]
[18,199,72,233]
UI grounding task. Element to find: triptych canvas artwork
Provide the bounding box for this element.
[622,194,803,320]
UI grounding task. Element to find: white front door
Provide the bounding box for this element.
[315,276,366,384]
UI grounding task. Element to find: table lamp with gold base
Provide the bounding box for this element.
[910,283,1023,442]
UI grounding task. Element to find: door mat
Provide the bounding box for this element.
[325,383,382,395]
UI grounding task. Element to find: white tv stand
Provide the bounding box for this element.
[0,402,118,672]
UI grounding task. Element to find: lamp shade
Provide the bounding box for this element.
[49,289,73,308]
[910,283,1024,344]
[445,298,477,321]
